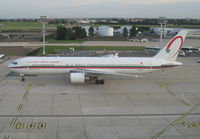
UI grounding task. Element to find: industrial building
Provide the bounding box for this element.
[150,27,200,38]
[150,27,181,35]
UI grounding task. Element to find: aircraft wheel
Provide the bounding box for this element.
[100,80,104,85]
[95,80,100,84]
[21,77,25,82]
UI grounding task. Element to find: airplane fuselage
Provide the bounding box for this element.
[8,57,181,75]
[7,30,188,84]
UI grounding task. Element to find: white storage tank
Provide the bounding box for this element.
[120,26,132,36]
[98,26,113,36]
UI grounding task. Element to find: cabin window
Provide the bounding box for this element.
[13,62,17,65]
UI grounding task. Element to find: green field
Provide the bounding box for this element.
[0,22,56,32]
[28,46,145,56]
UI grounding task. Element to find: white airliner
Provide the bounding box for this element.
[8,30,187,84]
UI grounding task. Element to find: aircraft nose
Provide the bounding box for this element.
[8,64,12,68]
[8,64,14,68]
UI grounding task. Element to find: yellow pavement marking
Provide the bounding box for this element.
[16,122,24,129]
[158,82,191,106]
[27,123,35,129]
[38,123,46,129]
[23,91,29,99]
[152,103,200,139]
[165,88,176,96]
[179,99,191,107]
[23,82,32,99]
[26,83,32,91]
[165,88,191,106]
[17,104,23,111]
[178,121,189,127]
[188,122,200,129]
[4,135,9,139]
[28,82,32,88]
[10,117,17,127]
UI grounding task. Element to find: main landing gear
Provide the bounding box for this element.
[95,79,104,85]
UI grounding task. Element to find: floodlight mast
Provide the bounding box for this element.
[40,16,47,55]
[158,17,167,50]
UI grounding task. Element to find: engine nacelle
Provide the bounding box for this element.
[70,73,85,84]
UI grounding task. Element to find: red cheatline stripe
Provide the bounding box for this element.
[166,36,183,58]
[10,66,174,70]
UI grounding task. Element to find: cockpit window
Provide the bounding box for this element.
[13,62,17,65]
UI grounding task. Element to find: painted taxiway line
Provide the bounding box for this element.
[4,135,9,139]
[23,82,32,99]
[17,104,23,111]
[10,117,17,127]
[152,103,200,139]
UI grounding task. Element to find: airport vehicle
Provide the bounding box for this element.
[8,30,187,84]
[141,38,149,43]
[145,46,186,56]
[179,50,186,56]
[145,46,160,53]
[0,54,5,63]
[181,46,199,54]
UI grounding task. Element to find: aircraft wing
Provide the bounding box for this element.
[70,69,139,78]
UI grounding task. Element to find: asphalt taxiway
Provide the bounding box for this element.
[0,57,200,139]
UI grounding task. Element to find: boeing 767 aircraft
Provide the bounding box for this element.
[8,30,188,84]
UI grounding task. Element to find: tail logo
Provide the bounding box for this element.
[165,49,171,53]
[165,36,183,57]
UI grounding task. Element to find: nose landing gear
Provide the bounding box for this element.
[95,79,104,85]
[20,73,25,82]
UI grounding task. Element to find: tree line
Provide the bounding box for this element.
[55,25,138,40]
[122,25,137,37]
[55,26,96,40]
[56,26,87,40]
[95,18,200,26]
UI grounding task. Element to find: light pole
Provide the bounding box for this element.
[40,16,47,55]
[158,17,167,50]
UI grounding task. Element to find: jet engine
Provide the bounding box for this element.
[70,73,85,83]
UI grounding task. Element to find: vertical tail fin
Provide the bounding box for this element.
[154,30,188,61]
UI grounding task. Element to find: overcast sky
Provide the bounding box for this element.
[0,0,200,18]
